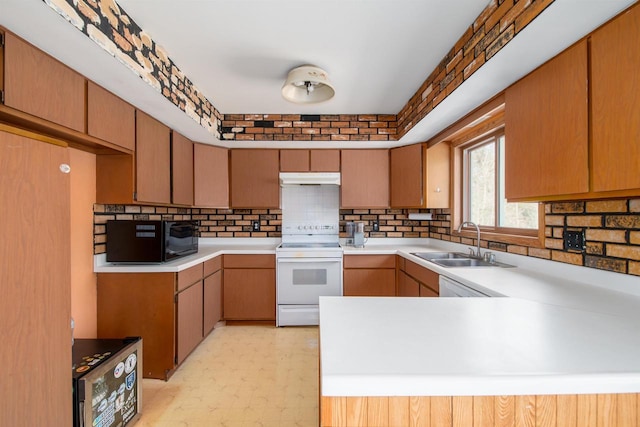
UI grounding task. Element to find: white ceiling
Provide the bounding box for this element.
[0,0,637,147]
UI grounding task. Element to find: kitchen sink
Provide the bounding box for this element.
[411,252,470,261]
[431,258,495,268]
[411,252,514,268]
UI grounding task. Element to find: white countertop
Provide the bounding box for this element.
[319,296,640,396]
[94,236,640,395]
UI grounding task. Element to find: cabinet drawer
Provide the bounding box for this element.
[177,264,203,292]
[405,260,439,292]
[223,254,275,269]
[203,256,222,277]
[344,254,395,269]
[343,269,396,296]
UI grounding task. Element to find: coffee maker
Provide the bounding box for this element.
[353,222,366,248]
[345,222,355,246]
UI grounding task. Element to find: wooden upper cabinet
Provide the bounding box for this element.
[230,149,280,208]
[591,4,640,193]
[136,111,171,204]
[390,144,423,207]
[280,149,340,172]
[172,132,194,206]
[4,32,85,132]
[280,149,310,171]
[505,40,589,200]
[87,81,135,150]
[194,143,229,207]
[341,149,389,208]
[311,149,340,171]
[425,142,450,208]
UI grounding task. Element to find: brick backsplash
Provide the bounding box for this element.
[94,198,640,277]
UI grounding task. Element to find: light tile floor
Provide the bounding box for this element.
[135,324,319,427]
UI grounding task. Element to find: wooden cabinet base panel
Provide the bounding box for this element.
[321,393,640,427]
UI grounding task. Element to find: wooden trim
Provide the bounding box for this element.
[425,93,505,148]
[0,122,67,147]
[320,393,640,427]
[0,105,128,154]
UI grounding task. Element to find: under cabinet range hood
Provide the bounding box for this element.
[279,172,341,186]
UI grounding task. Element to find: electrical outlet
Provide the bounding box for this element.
[252,221,260,231]
[564,229,585,252]
[372,221,379,232]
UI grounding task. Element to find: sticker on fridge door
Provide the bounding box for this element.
[113,361,125,378]
[124,353,137,374]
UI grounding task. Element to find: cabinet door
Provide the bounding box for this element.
[343,269,396,296]
[1,132,71,425]
[397,271,420,297]
[223,269,276,320]
[310,149,340,171]
[280,149,310,171]
[194,144,229,207]
[505,40,588,200]
[591,5,640,192]
[405,260,439,295]
[230,149,280,208]
[87,81,135,150]
[425,143,450,209]
[136,111,171,204]
[390,144,423,208]
[176,281,204,365]
[4,33,85,132]
[172,132,194,206]
[204,270,222,335]
[341,149,389,208]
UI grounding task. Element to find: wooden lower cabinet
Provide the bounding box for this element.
[343,255,396,297]
[97,272,176,379]
[397,271,420,297]
[97,256,222,380]
[401,259,439,297]
[223,255,276,321]
[321,393,640,427]
[176,281,203,365]
[204,270,223,335]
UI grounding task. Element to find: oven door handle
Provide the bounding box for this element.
[277,258,342,263]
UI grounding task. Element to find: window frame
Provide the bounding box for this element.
[451,125,544,248]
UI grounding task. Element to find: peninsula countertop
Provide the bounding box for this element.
[319,296,640,397]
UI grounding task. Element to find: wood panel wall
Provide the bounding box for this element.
[321,393,640,426]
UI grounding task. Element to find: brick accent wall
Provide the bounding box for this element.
[94,199,640,277]
[396,0,555,139]
[44,0,556,142]
[220,114,397,142]
[93,205,431,253]
[45,0,222,137]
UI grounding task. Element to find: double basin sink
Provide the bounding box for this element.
[411,252,513,268]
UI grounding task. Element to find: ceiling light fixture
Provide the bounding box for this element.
[282,65,335,104]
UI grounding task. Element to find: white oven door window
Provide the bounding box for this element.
[277,258,342,304]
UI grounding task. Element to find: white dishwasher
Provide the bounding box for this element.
[439,276,492,297]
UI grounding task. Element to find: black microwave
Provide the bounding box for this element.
[106,220,198,263]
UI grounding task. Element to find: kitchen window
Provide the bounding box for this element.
[456,128,543,244]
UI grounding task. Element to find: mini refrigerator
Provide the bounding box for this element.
[72,337,143,427]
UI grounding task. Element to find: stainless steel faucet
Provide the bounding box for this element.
[457,221,482,258]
